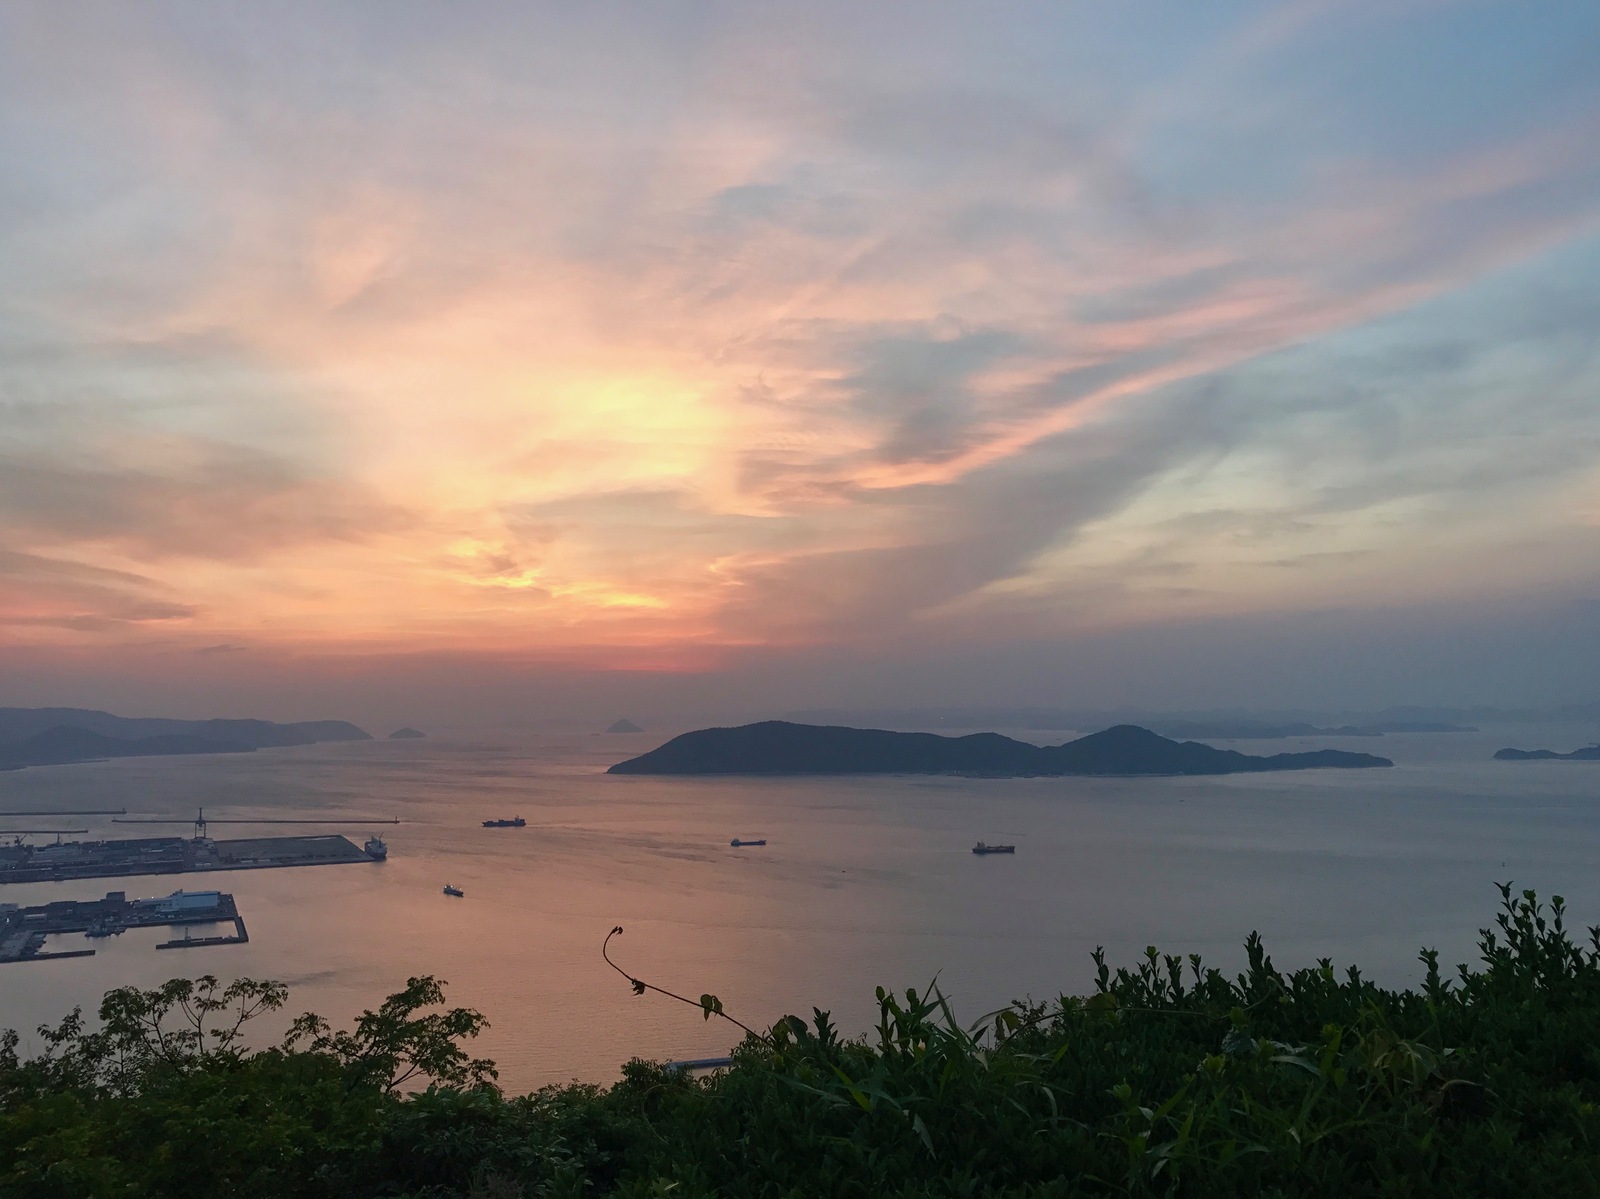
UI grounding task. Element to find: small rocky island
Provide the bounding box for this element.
[607,721,1393,777]
[1494,744,1600,761]
[606,718,644,734]
[388,727,427,739]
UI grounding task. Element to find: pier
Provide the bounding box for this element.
[0,809,127,817]
[158,918,250,950]
[0,833,379,886]
[114,816,399,826]
[665,1057,735,1073]
[0,889,246,964]
[1,828,89,836]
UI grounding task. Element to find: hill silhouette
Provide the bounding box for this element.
[0,707,372,771]
[1494,744,1600,761]
[607,721,1392,777]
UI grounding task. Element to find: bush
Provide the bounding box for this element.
[6,886,1600,1196]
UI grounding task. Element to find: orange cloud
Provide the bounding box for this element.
[3,5,1599,670]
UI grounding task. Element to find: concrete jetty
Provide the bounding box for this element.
[0,833,377,886]
[0,889,246,964]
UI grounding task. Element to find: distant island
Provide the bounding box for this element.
[389,727,427,739]
[0,707,372,772]
[1494,744,1600,761]
[606,719,644,734]
[786,707,1478,737]
[1149,719,1473,739]
[607,721,1393,777]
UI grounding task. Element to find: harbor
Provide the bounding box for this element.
[0,889,247,964]
[0,831,384,885]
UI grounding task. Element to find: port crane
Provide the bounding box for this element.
[3,830,90,848]
[112,808,400,839]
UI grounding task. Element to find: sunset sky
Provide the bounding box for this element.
[1,2,1597,724]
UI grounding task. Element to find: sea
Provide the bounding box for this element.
[2,723,1598,1093]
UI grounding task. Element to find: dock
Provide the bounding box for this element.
[0,833,377,886]
[664,1057,735,1073]
[158,917,249,950]
[0,889,247,964]
[0,809,127,817]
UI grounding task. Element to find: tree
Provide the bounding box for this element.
[283,975,497,1093]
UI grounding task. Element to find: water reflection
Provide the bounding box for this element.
[1,724,1598,1090]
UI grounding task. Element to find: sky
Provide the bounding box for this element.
[1,1,1597,727]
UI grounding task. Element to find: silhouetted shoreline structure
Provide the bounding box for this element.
[607,721,1393,777]
[0,889,248,963]
[0,833,380,886]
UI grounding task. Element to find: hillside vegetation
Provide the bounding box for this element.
[4,886,1599,1197]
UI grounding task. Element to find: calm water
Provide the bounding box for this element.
[2,724,1598,1091]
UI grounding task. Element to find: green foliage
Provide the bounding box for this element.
[7,886,1600,1196]
[0,973,489,1197]
[283,975,498,1094]
[1,974,288,1101]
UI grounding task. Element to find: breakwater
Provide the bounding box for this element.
[0,833,377,885]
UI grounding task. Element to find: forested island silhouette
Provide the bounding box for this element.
[607,721,1393,777]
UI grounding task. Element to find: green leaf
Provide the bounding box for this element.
[1270,1053,1320,1078]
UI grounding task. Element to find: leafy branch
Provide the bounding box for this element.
[603,926,768,1043]
[284,974,497,1093]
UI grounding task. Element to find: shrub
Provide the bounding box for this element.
[5,886,1600,1196]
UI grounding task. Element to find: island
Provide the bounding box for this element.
[786,708,1477,737]
[0,707,372,772]
[1149,719,1380,739]
[606,721,1393,777]
[389,727,427,739]
[606,718,644,733]
[1148,719,1475,739]
[1493,744,1600,761]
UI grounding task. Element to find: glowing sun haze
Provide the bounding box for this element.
[1,2,1597,723]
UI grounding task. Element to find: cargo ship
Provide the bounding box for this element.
[364,835,388,860]
[972,842,1015,854]
[443,884,464,897]
[482,817,526,828]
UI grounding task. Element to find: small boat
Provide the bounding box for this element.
[972,842,1015,855]
[730,838,767,847]
[364,835,388,860]
[442,884,464,897]
[482,817,526,828]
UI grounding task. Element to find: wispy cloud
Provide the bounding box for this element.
[0,549,196,635]
[0,0,1596,682]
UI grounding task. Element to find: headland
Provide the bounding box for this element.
[0,707,372,772]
